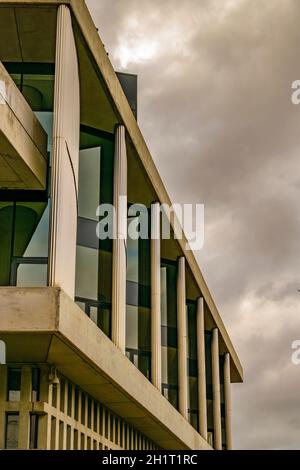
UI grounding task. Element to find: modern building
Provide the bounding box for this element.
[0,0,243,451]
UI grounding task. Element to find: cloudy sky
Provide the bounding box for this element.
[87,0,300,449]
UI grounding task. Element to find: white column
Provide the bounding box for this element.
[212,328,222,450]
[177,256,188,419]
[49,5,80,299]
[197,297,207,440]
[111,125,127,353]
[151,202,161,391]
[224,352,233,450]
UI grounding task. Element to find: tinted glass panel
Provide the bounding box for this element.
[161,262,178,409]
[5,414,19,449]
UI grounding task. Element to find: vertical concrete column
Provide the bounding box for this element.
[111,124,127,353]
[70,385,75,449]
[38,366,51,450]
[197,297,207,440]
[54,381,61,450]
[224,352,233,450]
[212,328,222,450]
[19,366,31,449]
[151,202,161,391]
[177,256,188,419]
[0,365,7,449]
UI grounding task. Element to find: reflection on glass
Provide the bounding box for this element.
[0,202,49,287]
[75,246,99,301]
[5,414,19,449]
[219,356,227,449]
[126,215,151,379]
[17,264,48,287]
[205,331,214,444]
[75,133,114,339]
[161,261,178,409]
[78,148,101,221]
[29,415,38,449]
[32,368,40,402]
[7,368,21,402]
[187,301,199,430]
[0,63,54,288]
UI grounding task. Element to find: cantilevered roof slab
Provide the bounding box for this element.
[0,61,48,189]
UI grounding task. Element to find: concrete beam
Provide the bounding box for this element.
[0,61,48,189]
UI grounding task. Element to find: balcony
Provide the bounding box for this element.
[0,61,48,190]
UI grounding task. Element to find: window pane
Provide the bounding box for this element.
[15,203,49,258]
[0,202,14,286]
[29,415,38,449]
[161,261,178,408]
[126,214,151,378]
[78,147,101,221]
[17,263,48,287]
[7,368,21,402]
[75,134,114,339]
[5,414,19,449]
[126,305,138,350]
[75,245,98,300]
[90,306,111,338]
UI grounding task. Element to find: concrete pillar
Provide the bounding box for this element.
[212,328,222,450]
[151,202,161,391]
[224,352,233,450]
[197,297,207,440]
[19,366,31,449]
[49,4,80,299]
[0,365,7,449]
[177,256,188,419]
[111,124,127,353]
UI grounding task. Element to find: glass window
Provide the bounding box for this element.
[187,301,199,430]
[205,331,214,440]
[81,394,86,426]
[219,355,227,449]
[29,415,39,449]
[7,368,21,402]
[126,213,151,379]
[5,414,19,449]
[0,201,50,287]
[0,63,55,288]
[75,245,99,301]
[67,384,72,417]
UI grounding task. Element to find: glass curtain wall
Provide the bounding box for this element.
[187,300,199,430]
[205,330,214,446]
[126,208,151,379]
[0,63,54,287]
[75,128,114,338]
[161,259,178,409]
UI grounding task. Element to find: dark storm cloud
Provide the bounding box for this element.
[86,0,300,449]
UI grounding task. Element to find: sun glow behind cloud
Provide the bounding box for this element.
[117,40,157,68]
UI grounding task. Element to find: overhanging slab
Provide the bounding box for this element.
[0,61,48,189]
[0,287,212,451]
